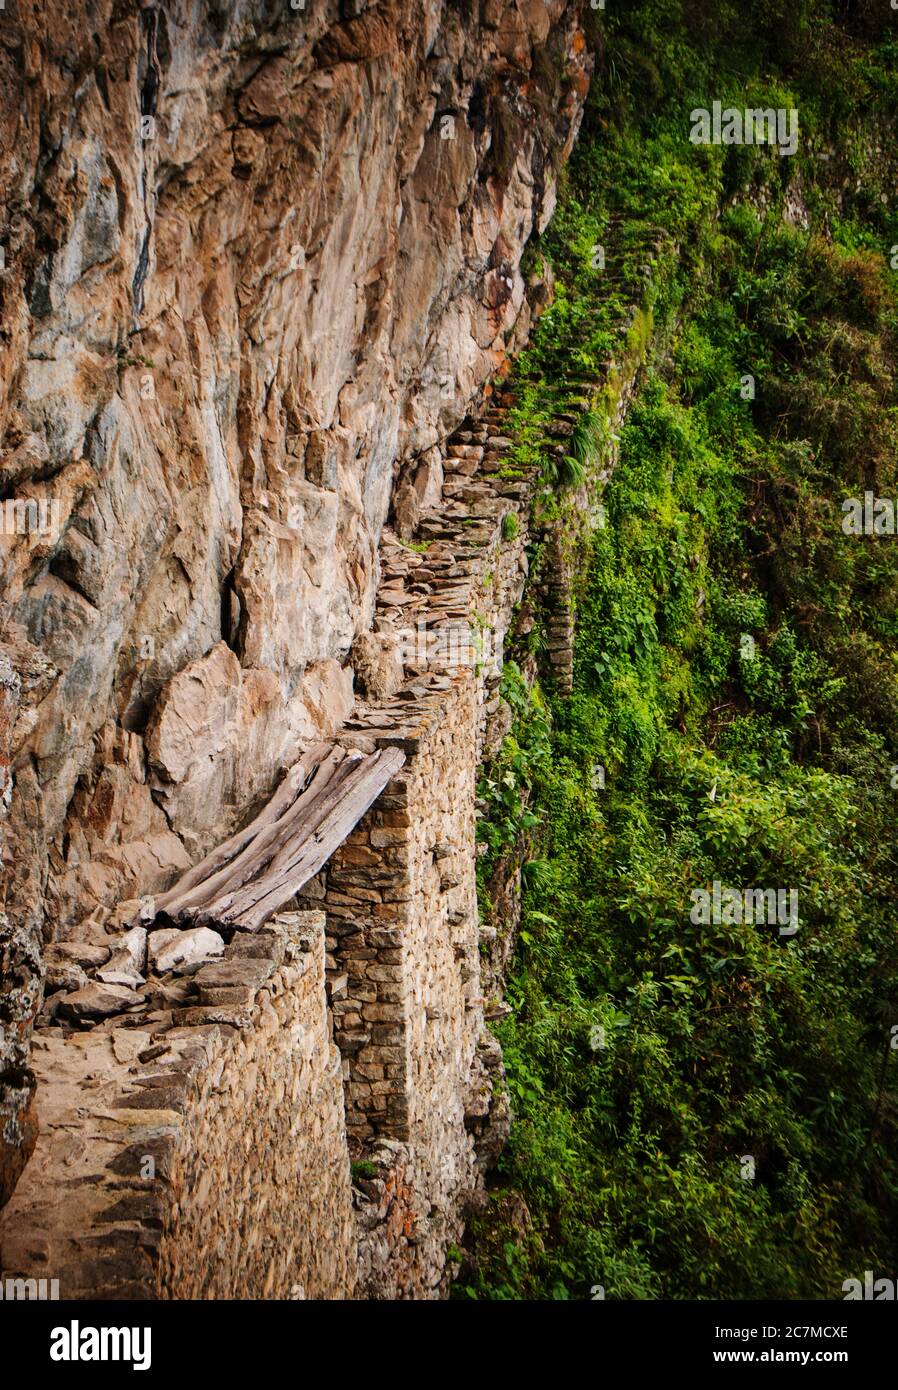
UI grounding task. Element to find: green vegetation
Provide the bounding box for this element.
[457,1,898,1300]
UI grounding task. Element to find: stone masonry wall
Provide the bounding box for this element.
[310,677,484,1296]
[0,912,356,1299]
[291,401,538,1295]
[160,914,355,1299]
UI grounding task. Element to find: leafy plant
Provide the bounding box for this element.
[457,0,898,1302]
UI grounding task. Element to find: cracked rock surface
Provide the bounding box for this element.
[0,0,590,1206]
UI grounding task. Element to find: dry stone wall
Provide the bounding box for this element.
[0,911,356,1300]
[160,913,355,1300]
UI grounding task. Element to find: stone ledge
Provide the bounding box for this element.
[0,911,357,1299]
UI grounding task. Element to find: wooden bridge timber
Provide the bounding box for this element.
[136,743,406,934]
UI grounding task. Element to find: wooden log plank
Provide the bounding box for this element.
[194,750,366,923]
[147,744,406,937]
[211,747,401,927]
[164,747,351,922]
[149,743,331,918]
[225,747,406,931]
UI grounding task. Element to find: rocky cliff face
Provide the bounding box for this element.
[0,0,590,1206]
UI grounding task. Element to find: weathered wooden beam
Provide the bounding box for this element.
[219,747,406,932]
[195,750,365,924]
[150,743,331,918]
[159,747,350,923]
[144,743,406,935]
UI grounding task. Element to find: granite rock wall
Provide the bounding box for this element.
[0,0,591,1204]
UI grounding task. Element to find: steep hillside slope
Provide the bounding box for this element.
[460,0,898,1299]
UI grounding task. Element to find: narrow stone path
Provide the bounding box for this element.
[0,219,670,1300]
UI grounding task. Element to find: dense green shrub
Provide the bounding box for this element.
[456,1,898,1301]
